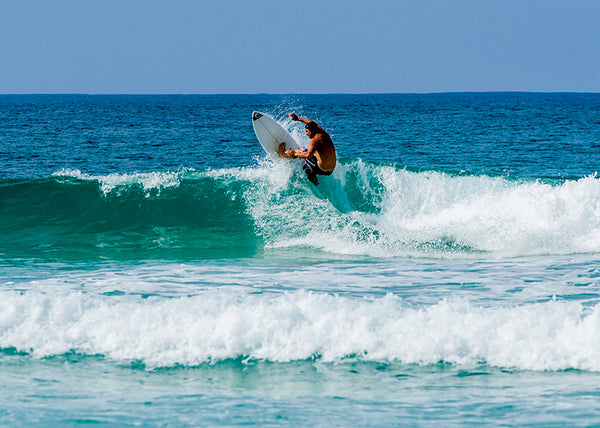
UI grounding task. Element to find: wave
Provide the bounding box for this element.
[1,289,599,371]
[2,161,600,260]
[0,168,259,260]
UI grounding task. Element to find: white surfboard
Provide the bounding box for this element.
[252,111,300,160]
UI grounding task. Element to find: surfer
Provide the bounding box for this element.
[278,113,336,185]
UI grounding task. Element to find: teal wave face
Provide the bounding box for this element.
[0,171,260,261]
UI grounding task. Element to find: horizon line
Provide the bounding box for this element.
[1,91,600,96]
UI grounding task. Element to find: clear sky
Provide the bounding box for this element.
[1,0,599,94]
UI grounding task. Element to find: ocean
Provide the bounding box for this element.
[2,93,600,426]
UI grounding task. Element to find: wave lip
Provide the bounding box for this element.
[1,290,600,371]
[51,168,189,196]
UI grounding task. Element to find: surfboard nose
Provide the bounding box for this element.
[252,111,263,121]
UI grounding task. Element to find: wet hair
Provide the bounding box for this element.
[305,121,320,134]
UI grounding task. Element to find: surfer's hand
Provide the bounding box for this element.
[285,149,295,158]
[289,113,299,121]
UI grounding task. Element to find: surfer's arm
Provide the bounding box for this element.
[289,113,317,126]
[291,139,318,159]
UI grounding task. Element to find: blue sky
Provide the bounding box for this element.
[1,0,599,94]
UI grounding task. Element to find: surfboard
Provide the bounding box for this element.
[252,111,300,160]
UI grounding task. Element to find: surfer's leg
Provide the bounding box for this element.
[306,169,319,185]
[302,161,319,185]
[278,142,286,158]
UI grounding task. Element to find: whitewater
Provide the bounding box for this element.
[2,93,600,426]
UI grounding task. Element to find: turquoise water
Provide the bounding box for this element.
[2,94,600,426]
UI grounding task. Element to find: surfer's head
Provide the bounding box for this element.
[305,121,320,137]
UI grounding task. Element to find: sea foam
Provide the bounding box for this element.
[1,289,599,371]
[248,161,600,258]
[52,168,188,196]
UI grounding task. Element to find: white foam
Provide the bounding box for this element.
[2,289,600,371]
[52,168,189,196]
[376,170,600,256]
[243,161,600,258]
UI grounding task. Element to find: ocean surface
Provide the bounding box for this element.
[2,93,600,426]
